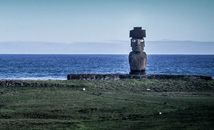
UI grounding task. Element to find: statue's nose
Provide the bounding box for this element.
[137,40,141,45]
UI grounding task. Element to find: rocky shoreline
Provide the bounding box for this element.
[0,80,78,87]
[0,74,211,87]
[67,74,212,80]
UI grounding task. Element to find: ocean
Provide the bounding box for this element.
[0,54,213,80]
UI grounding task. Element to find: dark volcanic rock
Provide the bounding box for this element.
[67,74,212,80]
[0,80,80,87]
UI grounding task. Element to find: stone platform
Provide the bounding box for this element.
[67,74,212,80]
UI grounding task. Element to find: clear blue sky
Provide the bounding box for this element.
[0,0,213,54]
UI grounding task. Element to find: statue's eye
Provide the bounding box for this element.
[140,39,144,42]
[132,39,136,42]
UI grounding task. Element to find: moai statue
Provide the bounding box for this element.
[129,27,147,74]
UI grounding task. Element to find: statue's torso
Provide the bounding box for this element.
[129,51,147,71]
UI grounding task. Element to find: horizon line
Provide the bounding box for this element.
[0,53,214,55]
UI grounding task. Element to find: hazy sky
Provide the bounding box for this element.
[0,0,213,54]
[0,0,213,42]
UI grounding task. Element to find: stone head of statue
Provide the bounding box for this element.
[131,38,145,52]
[130,27,146,52]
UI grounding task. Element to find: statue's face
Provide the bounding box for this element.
[131,38,145,52]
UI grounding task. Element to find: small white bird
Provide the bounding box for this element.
[159,112,162,115]
[147,88,151,91]
[83,88,86,91]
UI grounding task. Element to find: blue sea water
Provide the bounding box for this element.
[0,54,213,80]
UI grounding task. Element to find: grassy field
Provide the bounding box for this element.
[0,79,214,130]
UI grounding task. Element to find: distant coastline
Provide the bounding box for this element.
[0,41,214,54]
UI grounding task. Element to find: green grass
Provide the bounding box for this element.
[0,79,214,129]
